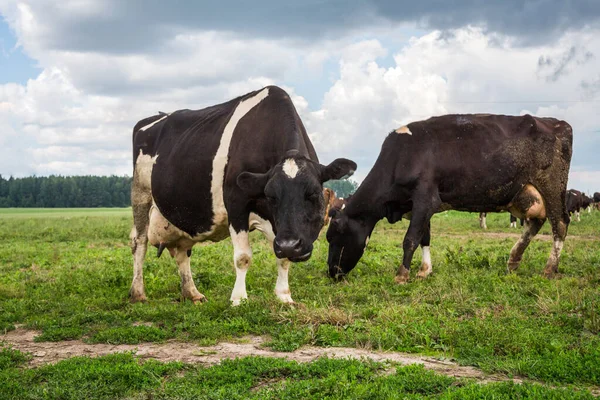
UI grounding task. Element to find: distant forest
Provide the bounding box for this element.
[0,175,358,208]
[0,175,132,208]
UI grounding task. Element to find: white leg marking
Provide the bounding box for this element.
[139,115,167,131]
[549,239,564,266]
[282,158,299,178]
[229,226,252,306]
[130,237,147,301]
[212,88,270,228]
[417,245,433,278]
[576,211,581,222]
[249,212,294,303]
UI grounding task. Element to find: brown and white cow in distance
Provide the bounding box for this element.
[130,86,356,305]
[322,188,336,226]
[326,114,572,282]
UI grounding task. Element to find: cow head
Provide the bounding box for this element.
[237,151,356,262]
[325,207,372,280]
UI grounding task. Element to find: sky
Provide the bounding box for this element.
[0,0,599,193]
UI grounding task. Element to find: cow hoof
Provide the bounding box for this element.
[130,294,148,303]
[506,262,520,273]
[543,268,558,279]
[276,292,295,304]
[231,297,248,307]
[395,265,410,284]
[191,295,207,304]
[416,271,431,279]
[129,288,148,303]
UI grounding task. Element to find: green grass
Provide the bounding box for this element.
[0,208,599,391]
[0,348,595,399]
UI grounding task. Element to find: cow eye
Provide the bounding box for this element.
[266,195,277,204]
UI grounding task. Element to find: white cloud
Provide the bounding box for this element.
[0,2,599,194]
[304,27,600,192]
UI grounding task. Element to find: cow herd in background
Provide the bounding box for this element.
[476,189,599,229]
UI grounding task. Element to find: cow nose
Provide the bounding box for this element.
[273,238,303,258]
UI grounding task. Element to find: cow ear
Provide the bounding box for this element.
[237,172,269,198]
[320,158,357,183]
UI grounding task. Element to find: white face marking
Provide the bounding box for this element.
[282,158,299,179]
[341,203,346,210]
[139,115,168,131]
[395,125,412,135]
[211,88,270,228]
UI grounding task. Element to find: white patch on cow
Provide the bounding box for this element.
[139,115,168,131]
[510,221,517,228]
[282,158,300,179]
[417,245,433,278]
[229,226,252,306]
[211,88,270,230]
[134,150,158,190]
[365,236,370,247]
[575,210,581,222]
[549,239,564,266]
[341,203,346,210]
[395,125,412,135]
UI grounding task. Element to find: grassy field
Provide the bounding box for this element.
[1,208,599,398]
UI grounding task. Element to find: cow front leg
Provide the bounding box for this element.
[229,225,252,306]
[248,212,294,303]
[175,246,206,303]
[416,221,433,279]
[396,194,437,284]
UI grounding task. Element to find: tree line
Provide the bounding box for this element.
[0,174,357,208]
[324,179,358,199]
[0,175,132,208]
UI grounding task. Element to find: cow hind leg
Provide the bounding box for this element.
[543,203,569,279]
[507,218,545,273]
[479,212,487,229]
[175,246,206,303]
[130,200,151,303]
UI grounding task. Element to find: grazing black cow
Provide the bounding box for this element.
[566,189,582,222]
[326,114,572,282]
[581,193,593,214]
[594,192,600,210]
[130,86,356,305]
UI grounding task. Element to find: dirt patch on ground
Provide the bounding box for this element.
[3,328,599,395]
[0,328,513,383]
[441,232,598,242]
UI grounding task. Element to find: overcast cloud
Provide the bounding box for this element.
[0,0,599,192]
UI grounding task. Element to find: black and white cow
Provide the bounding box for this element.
[326,114,572,282]
[130,86,356,305]
[566,189,582,222]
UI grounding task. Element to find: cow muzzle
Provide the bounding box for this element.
[273,237,311,262]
